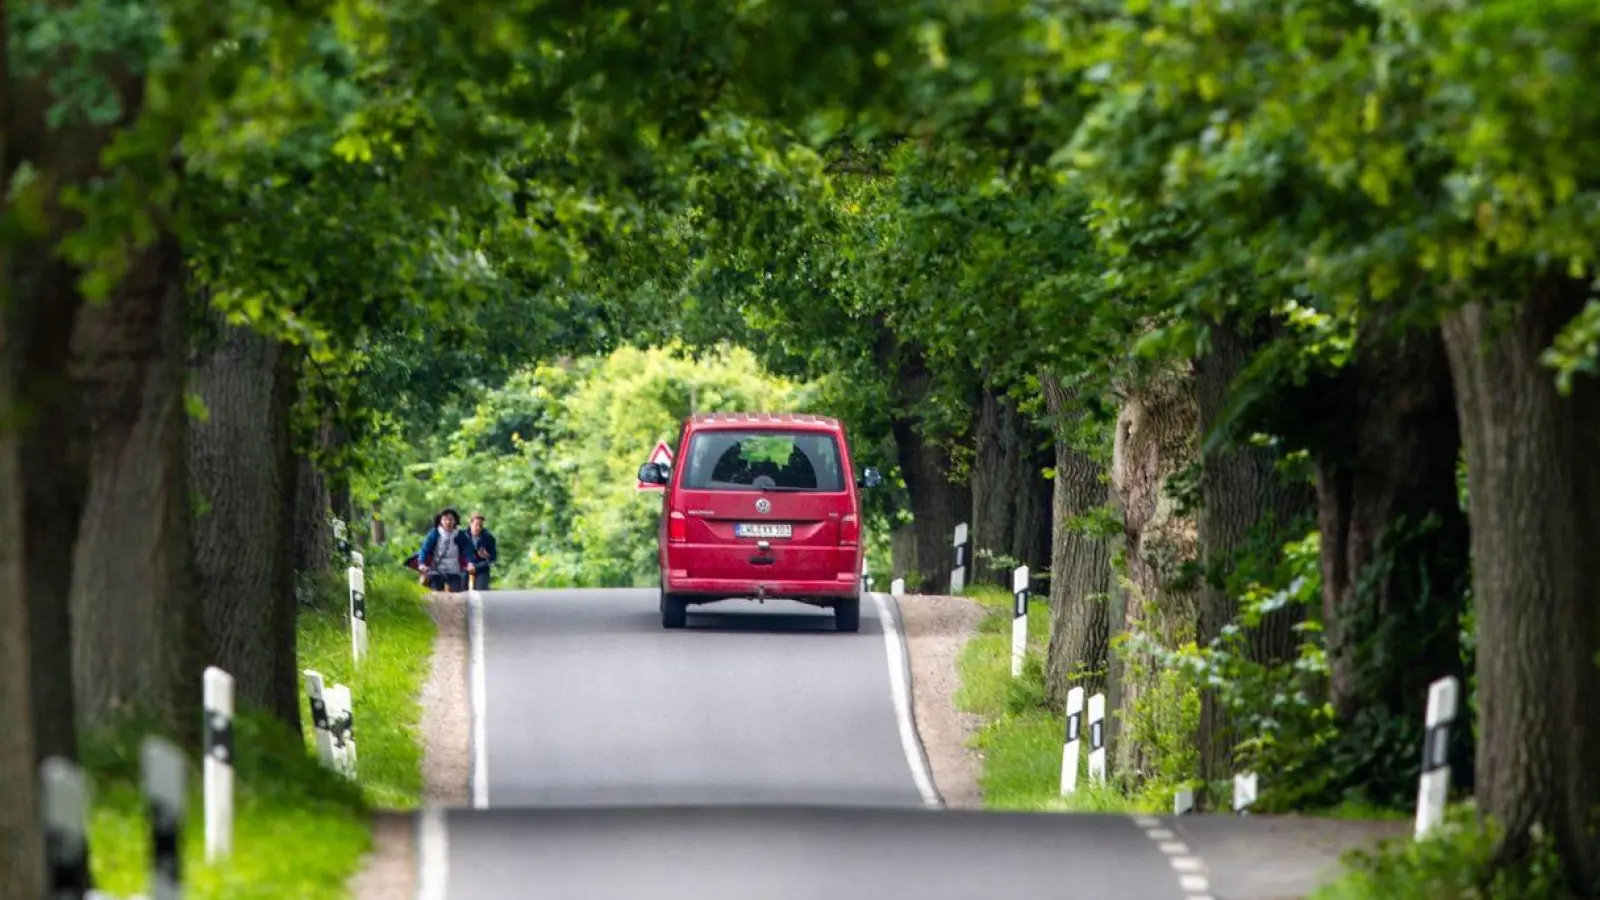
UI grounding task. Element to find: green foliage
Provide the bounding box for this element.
[380,344,811,588]
[1311,804,1572,900]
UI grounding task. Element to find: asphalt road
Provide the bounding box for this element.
[422,587,1398,899]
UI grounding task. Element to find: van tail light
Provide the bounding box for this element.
[840,514,859,547]
[668,510,688,543]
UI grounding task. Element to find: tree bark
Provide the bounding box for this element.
[1110,365,1200,783]
[888,347,971,595]
[1193,320,1316,799]
[889,524,918,584]
[1041,373,1113,704]
[293,432,333,574]
[68,232,203,746]
[969,386,1053,586]
[1442,280,1600,892]
[190,322,302,726]
[1311,323,1471,805]
[0,270,46,900]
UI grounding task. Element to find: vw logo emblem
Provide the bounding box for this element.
[755,498,772,514]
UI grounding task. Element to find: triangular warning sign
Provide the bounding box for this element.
[637,440,675,491]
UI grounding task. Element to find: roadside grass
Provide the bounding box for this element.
[955,584,1148,813]
[298,566,435,809]
[83,564,435,898]
[1309,803,1571,900]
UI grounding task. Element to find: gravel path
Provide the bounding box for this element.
[351,589,472,899]
[893,592,987,809]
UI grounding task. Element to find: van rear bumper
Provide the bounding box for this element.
[664,573,861,600]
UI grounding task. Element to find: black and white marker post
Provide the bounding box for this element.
[326,683,359,779]
[41,756,93,900]
[1058,686,1085,796]
[891,578,905,598]
[305,669,336,769]
[1087,692,1107,784]
[1233,771,1258,815]
[1415,674,1460,839]
[143,736,187,900]
[203,666,234,862]
[1010,565,1029,678]
[348,563,368,666]
[950,522,969,594]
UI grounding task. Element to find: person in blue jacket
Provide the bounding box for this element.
[467,512,498,590]
[418,508,475,593]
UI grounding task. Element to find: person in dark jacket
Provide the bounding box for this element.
[418,508,475,593]
[467,511,498,591]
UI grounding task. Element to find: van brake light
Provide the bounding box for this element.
[668,510,688,543]
[840,514,859,546]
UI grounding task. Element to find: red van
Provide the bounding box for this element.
[638,412,882,632]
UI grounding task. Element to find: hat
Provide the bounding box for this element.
[469,512,486,522]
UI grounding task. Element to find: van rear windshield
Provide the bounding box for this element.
[681,430,846,492]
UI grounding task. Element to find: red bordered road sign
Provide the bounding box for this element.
[636,440,674,491]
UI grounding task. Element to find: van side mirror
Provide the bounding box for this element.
[857,467,883,489]
[638,462,669,485]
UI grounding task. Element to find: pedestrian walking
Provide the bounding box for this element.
[418,508,475,593]
[468,512,498,591]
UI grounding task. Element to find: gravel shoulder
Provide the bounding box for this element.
[893,592,988,810]
[351,588,472,899]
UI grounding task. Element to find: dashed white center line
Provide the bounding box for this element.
[1129,813,1214,900]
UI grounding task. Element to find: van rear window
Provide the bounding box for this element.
[682,430,846,492]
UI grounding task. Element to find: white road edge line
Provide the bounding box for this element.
[417,804,449,900]
[469,588,490,809]
[869,591,942,808]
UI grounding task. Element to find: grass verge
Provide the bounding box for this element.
[1309,803,1573,900]
[954,584,1147,813]
[84,564,435,898]
[298,566,435,809]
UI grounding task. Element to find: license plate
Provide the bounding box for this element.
[735,523,792,539]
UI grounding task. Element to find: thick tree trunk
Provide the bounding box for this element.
[68,233,203,745]
[1041,373,1113,704]
[1110,366,1200,783]
[190,323,302,726]
[889,524,918,583]
[293,444,333,574]
[1442,281,1600,893]
[0,296,46,900]
[888,346,971,595]
[969,386,1053,586]
[1312,323,1471,805]
[1193,321,1316,799]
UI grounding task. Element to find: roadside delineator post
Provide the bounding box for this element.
[41,756,94,899]
[143,736,187,900]
[890,578,905,598]
[1087,692,1107,784]
[862,559,873,592]
[305,670,336,768]
[950,523,969,594]
[1059,686,1085,796]
[1010,565,1029,678]
[1233,771,1258,815]
[348,564,368,666]
[1174,787,1196,815]
[325,683,358,779]
[1415,675,1459,839]
[203,666,234,862]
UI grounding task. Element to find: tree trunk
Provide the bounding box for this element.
[1041,373,1114,704]
[0,286,46,900]
[190,322,302,726]
[888,346,971,595]
[1442,280,1600,892]
[1193,321,1316,799]
[293,445,333,574]
[1110,366,1200,783]
[68,232,203,745]
[889,524,918,584]
[1312,323,1471,806]
[969,386,1053,586]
